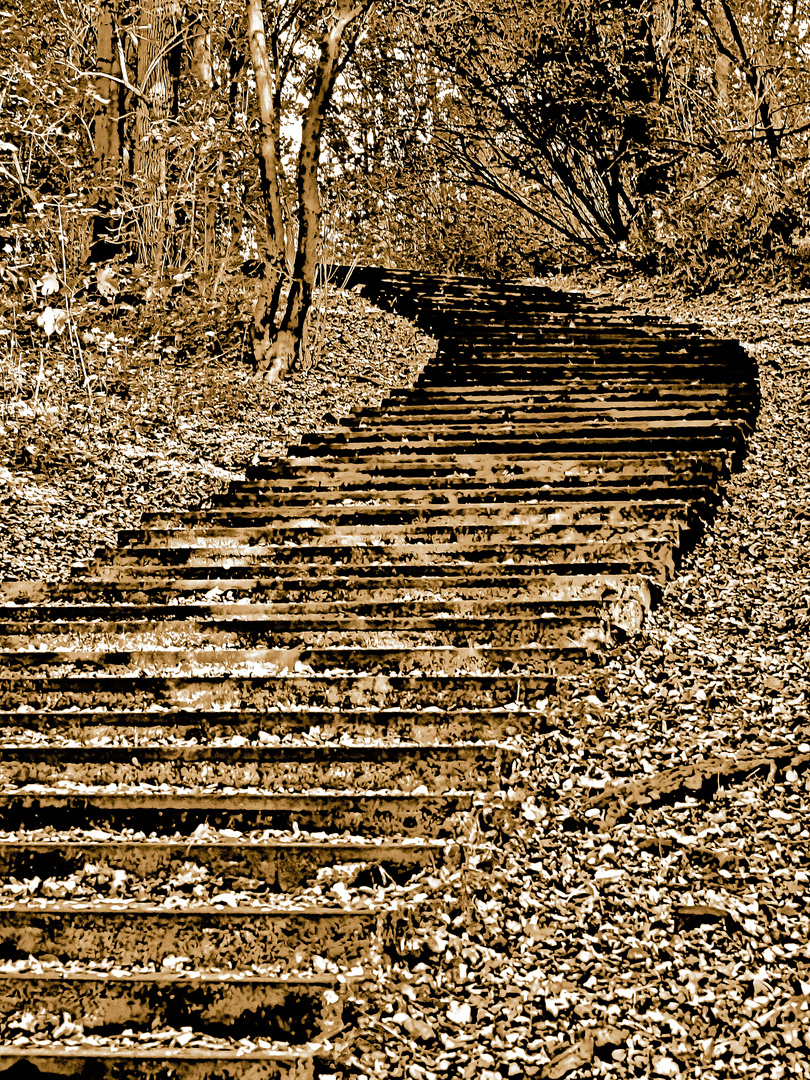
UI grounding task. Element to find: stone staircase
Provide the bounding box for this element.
[0,268,758,1078]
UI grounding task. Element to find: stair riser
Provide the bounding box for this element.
[0,754,506,792]
[0,911,374,967]
[0,843,443,886]
[0,795,475,837]
[0,1055,317,1080]
[0,979,337,1039]
[0,673,559,711]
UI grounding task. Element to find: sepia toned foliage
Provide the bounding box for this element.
[328,0,810,281]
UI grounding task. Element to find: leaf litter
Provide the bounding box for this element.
[4,273,810,1075]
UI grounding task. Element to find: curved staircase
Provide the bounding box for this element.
[0,268,758,1078]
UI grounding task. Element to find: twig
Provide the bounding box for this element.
[32,350,45,415]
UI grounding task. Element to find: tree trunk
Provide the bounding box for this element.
[89,0,124,262]
[134,0,178,273]
[258,0,374,382]
[246,0,290,369]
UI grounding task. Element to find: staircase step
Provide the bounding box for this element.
[0,1046,325,1080]
[0,707,543,741]
[0,791,475,836]
[0,905,378,968]
[0,740,514,791]
[0,969,344,1038]
[0,838,447,883]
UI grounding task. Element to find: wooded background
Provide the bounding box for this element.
[3,0,810,376]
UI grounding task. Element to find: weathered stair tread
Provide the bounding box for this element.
[79,546,673,583]
[217,479,721,505]
[0,597,616,621]
[385,379,755,397]
[0,742,512,763]
[0,707,543,742]
[145,490,711,517]
[0,838,446,878]
[0,969,340,983]
[1,565,665,601]
[96,539,680,569]
[289,433,743,458]
[239,472,725,498]
[112,500,695,540]
[0,791,475,837]
[298,416,743,440]
[0,968,346,1036]
[0,904,380,968]
[0,644,585,673]
[0,1045,330,1078]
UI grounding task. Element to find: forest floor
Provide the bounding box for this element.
[0,270,435,579]
[346,273,810,1080]
[1,267,809,1079]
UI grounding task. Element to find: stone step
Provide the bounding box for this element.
[0,670,559,712]
[0,838,447,884]
[190,494,708,524]
[212,483,714,516]
[3,573,654,611]
[87,538,674,573]
[308,418,750,442]
[97,535,680,569]
[0,596,613,623]
[417,356,748,373]
[0,644,586,677]
[136,499,702,525]
[0,969,344,1041]
[342,405,740,425]
[290,429,744,458]
[0,706,542,742]
[0,791,475,836]
[385,380,755,400]
[0,616,607,651]
[20,557,671,584]
[244,455,727,488]
[112,499,694,544]
[375,385,752,406]
[0,905,378,968]
[424,333,736,351]
[222,471,723,504]
[0,1045,326,1080]
[0,740,513,791]
[418,324,704,340]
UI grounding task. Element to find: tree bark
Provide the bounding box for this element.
[89,0,125,262]
[259,0,374,382]
[134,0,179,272]
[246,0,289,369]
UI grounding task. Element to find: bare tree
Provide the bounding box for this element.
[247,0,374,382]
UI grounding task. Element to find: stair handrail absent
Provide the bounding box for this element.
[0,267,758,1080]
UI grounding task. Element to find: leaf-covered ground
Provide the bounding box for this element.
[2,271,810,1078]
[0,277,435,580]
[342,279,810,1080]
